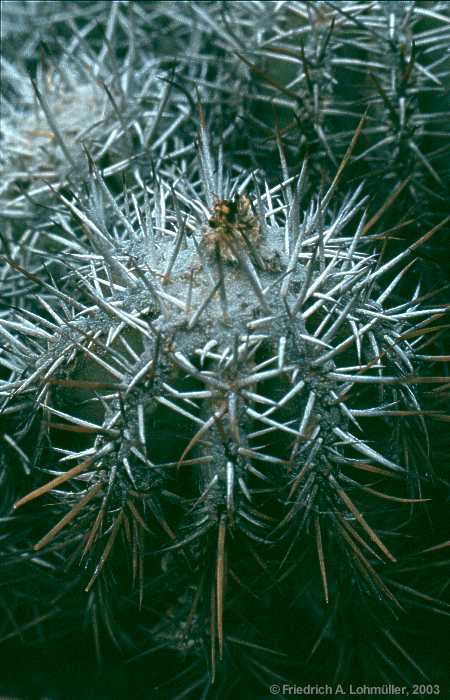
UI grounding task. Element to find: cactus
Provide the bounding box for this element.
[1,2,449,698]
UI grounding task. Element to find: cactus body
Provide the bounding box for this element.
[0,2,449,698]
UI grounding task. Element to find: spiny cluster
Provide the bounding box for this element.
[1,112,449,692]
[0,2,449,698]
[1,4,196,222]
[162,1,450,219]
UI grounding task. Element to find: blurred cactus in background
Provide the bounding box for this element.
[1,2,449,699]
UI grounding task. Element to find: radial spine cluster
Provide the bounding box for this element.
[0,2,449,698]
